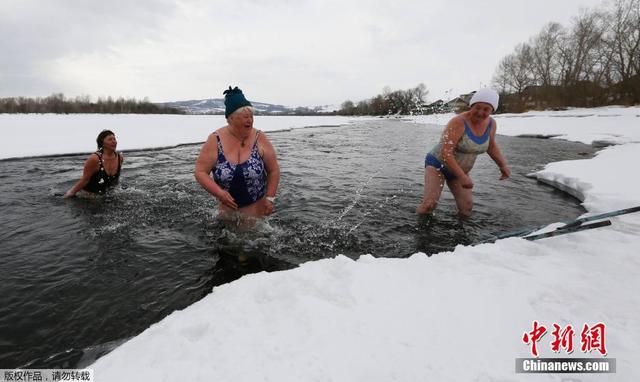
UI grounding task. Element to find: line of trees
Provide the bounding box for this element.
[0,93,185,114]
[492,0,640,112]
[338,84,428,115]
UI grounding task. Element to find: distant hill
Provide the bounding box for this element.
[156,98,339,115]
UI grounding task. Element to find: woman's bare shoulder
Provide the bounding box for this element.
[84,153,100,169]
[446,115,465,131]
[208,128,226,141]
[257,129,275,146]
[86,152,100,163]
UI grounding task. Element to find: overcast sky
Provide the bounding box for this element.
[1,0,606,106]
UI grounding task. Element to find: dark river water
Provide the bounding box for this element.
[0,118,596,368]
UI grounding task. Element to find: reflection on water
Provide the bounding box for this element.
[0,119,596,368]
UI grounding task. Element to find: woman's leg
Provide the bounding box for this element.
[416,166,445,214]
[446,177,474,217]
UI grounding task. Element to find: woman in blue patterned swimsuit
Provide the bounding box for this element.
[194,87,280,220]
[416,88,510,217]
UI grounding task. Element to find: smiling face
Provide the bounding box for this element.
[101,134,117,151]
[229,106,254,130]
[469,102,493,122]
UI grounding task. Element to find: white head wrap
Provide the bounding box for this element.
[469,88,499,112]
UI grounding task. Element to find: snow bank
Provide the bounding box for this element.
[0,114,371,160]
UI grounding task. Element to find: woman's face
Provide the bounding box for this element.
[102,134,117,150]
[232,108,254,130]
[469,102,493,121]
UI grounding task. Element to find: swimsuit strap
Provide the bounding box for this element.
[463,120,492,144]
[93,151,104,168]
[483,119,493,137]
[214,133,228,164]
[251,130,261,153]
[463,119,492,134]
[115,151,122,176]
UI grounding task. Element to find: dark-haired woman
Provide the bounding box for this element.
[64,130,124,198]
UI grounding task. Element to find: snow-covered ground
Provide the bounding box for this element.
[0,114,371,160]
[4,108,639,380]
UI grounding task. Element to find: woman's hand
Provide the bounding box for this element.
[215,190,238,209]
[263,199,274,215]
[460,174,474,189]
[65,154,100,198]
[499,165,511,180]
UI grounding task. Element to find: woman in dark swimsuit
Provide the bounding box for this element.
[64,130,124,198]
[194,87,280,220]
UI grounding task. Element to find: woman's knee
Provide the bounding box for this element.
[457,201,473,217]
[417,199,438,214]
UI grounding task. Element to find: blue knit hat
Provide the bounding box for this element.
[223,86,252,118]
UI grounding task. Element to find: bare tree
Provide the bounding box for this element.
[340,100,355,115]
[531,22,564,86]
[0,94,183,114]
[370,95,388,115]
[410,83,429,110]
[492,43,536,93]
[492,63,510,93]
[558,9,607,86]
[492,0,640,110]
[605,0,640,102]
[338,84,430,115]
